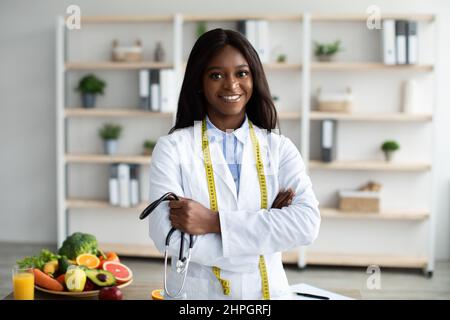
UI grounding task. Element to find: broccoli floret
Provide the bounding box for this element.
[58,232,98,260]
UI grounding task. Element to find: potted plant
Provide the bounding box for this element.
[381,140,400,162]
[143,139,156,155]
[314,40,342,62]
[76,74,106,108]
[196,21,207,38]
[99,123,122,155]
[272,95,281,109]
[276,53,287,63]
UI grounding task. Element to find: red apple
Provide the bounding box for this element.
[83,279,96,291]
[99,286,123,300]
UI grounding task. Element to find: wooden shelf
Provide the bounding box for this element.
[278,112,301,120]
[182,62,302,71]
[66,198,147,210]
[281,250,299,264]
[310,112,432,122]
[79,15,173,23]
[183,14,303,22]
[65,61,173,70]
[264,63,302,70]
[309,160,431,171]
[100,241,299,263]
[65,108,173,118]
[311,14,434,22]
[100,242,300,264]
[99,242,163,258]
[311,62,433,71]
[320,207,429,221]
[306,252,428,268]
[65,154,151,165]
[278,112,433,122]
[77,13,434,24]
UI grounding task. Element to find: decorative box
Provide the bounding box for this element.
[338,190,380,213]
[316,87,353,113]
[112,39,143,62]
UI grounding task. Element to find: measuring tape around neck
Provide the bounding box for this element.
[201,118,270,300]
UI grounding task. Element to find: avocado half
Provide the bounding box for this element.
[85,269,116,287]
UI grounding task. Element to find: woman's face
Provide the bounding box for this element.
[202,45,253,118]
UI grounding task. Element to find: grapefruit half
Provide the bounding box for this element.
[102,261,133,284]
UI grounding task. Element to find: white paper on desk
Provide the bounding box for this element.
[290,283,353,300]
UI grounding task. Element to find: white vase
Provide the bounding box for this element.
[384,150,395,162]
[104,139,118,155]
[402,79,419,113]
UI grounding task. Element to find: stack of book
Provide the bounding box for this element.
[139,69,177,112]
[382,20,418,65]
[320,119,337,163]
[108,163,140,208]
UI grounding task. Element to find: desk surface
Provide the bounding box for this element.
[3,282,361,300]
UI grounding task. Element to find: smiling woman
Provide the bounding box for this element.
[170,28,277,133]
[202,45,253,130]
[146,28,320,300]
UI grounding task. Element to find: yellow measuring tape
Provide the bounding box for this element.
[201,118,270,300]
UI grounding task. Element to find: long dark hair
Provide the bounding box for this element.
[169,28,278,133]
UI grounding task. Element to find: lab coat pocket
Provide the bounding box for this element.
[166,271,209,300]
[184,276,210,300]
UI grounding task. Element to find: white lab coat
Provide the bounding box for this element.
[148,120,321,300]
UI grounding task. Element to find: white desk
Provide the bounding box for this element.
[290,283,356,300]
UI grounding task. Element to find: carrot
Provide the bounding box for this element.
[34,268,64,291]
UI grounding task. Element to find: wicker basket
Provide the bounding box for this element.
[111,39,143,62]
[339,190,380,213]
[316,87,353,113]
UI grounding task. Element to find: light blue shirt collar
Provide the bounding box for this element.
[205,114,249,145]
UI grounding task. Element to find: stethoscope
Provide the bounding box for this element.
[139,192,194,299]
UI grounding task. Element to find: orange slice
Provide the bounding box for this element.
[151,289,164,300]
[76,253,100,269]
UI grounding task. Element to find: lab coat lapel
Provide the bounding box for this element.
[238,126,271,210]
[237,134,258,209]
[193,121,238,205]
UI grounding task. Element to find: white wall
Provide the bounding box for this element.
[0,0,449,260]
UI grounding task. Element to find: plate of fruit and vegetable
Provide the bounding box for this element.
[34,261,133,298]
[17,233,133,298]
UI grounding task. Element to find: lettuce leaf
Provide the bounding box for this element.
[16,249,60,270]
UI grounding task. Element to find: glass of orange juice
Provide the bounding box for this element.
[12,266,35,300]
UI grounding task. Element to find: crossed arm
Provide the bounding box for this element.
[148,135,320,270]
[168,189,295,235]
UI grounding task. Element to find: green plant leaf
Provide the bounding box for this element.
[77,74,106,94]
[381,140,400,151]
[99,123,122,140]
[143,139,157,149]
[314,40,342,57]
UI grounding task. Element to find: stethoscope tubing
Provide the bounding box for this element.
[140,192,194,299]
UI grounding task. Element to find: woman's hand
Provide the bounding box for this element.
[168,198,220,235]
[272,188,295,209]
[168,188,295,235]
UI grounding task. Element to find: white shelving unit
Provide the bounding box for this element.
[56,13,306,263]
[56,12,436,274]
[55,15,182,259]
[304,14,436,275]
